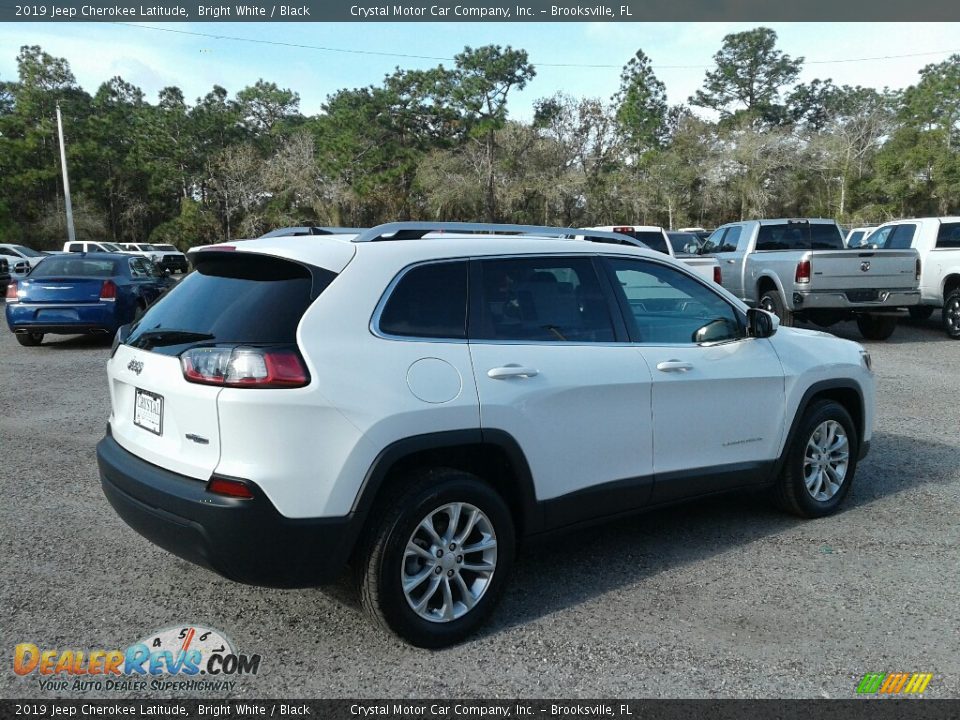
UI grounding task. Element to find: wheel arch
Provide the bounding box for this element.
[351,429,541,541]
[942,272,960,301]
[775,379,866,477]
[756,272,785,305]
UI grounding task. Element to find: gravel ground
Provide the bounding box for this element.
[1,317,958,700]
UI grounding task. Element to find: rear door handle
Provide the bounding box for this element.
[726,259,737,264]
[656,360,693,373]
[488,365,539,379]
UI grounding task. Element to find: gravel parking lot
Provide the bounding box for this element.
[1,318,958,699]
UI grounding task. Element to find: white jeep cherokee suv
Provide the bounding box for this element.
[98,222,875,647]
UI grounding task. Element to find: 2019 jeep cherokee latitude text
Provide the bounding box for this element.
[97,222,875,648]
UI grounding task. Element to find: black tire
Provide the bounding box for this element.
[908,305,934,322]
[856,314,897,341]
[943,288,960,339]
[773,400,859,519]
[758,289,793,327]
[15,332,43,347]
[357,468,515,648]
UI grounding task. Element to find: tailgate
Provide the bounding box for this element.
[678,257,718,282]
[808,250,918,291]
[108,344,222,480]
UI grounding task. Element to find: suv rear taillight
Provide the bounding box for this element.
[100,279,117,302]
[713,266,722,284]
[5,281,17,302]
[916,257,922,281]
[181,346,309,388]
[795,260,811,284]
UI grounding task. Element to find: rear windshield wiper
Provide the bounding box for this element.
[128,329,215,348]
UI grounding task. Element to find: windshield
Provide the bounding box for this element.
[9,245,45,258]
[101,243,122,252]
[155,244,178,251]
[30,257,117,278]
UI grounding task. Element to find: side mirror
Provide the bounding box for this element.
[747,307,778,338]
[684,243,699,255]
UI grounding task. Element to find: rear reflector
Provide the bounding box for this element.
[795,260,811,284]
[5,281,17,302]
[713,266,722,284]
[181,346,309,388]
[100,279,117,302]
[207,477,254,499]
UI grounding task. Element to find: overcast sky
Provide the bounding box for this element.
[2,22,959,120]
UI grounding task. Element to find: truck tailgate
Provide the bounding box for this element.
[678,256,720,283]
[808,250,918,291]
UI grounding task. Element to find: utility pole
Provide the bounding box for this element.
[55,101,76,243]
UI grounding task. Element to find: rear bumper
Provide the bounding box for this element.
[6,302,120,334]
[97,433,361,587]
[792,289,920,311]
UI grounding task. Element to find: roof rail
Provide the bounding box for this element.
[352,221,638,245]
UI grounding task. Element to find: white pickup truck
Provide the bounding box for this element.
[583,225,722,284]
[853,217,960,338]
[704,219,920,341]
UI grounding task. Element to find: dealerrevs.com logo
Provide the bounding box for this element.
[14,625,261,693]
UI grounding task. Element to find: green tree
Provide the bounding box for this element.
[612,50,667,155]
[451,45,536,221]
[690,27,803,126]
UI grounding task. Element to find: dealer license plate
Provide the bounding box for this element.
[134,388,163,436]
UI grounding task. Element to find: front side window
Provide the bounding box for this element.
[714,226,742,253]
[379,261,468,339]
[471,257,615,343]
[603,257,742,345]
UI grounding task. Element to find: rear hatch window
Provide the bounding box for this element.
[756,222,844,251]
[30,257,117,278]
[124,252,334,356]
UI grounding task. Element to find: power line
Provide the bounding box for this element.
[115,22,960,70]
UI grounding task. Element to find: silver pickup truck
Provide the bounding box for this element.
[703,219,920,340]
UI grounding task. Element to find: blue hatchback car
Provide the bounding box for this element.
[5,253,175,346]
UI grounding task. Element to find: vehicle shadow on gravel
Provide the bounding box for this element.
[796,318,953,345]
[469,428,955,638]
[32,334,113,350]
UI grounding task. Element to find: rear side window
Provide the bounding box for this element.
[31,257,117,278]
[126,253,332,355]
[379,261,468,339]
[886,224,917,249]
[67,243,83,253]
[756,222,844,251]
[936,223,960,249]
[471,257,615,343]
